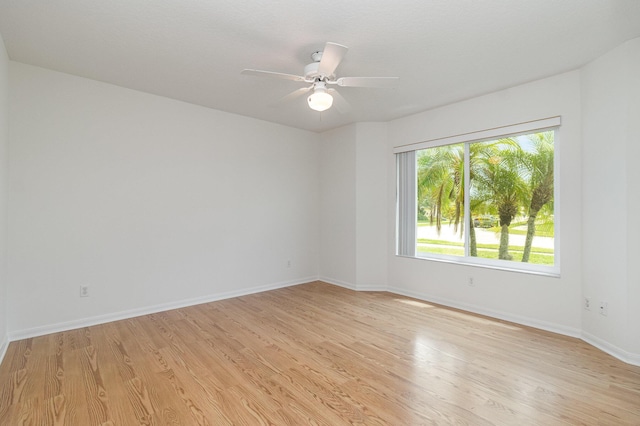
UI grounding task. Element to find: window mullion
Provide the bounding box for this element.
[464,142,470,257]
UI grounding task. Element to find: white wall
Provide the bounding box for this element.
[319,125,357,286]
[8,62,320,336]
[0,34,9,358]
[319,122,389,290]
[581,37,640,362]
[355,123,388,290]
[628,40,640,359]
[386,71,584,336]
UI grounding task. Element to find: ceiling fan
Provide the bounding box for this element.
[241,42,399,112]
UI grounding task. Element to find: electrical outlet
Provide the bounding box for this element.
[599,301,608,316]
[80,285,89,297]
[584,297,591,311]
[287,259,291,268]
[468,277,475,287]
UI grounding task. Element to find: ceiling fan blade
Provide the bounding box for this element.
[317,42,348,77]
[271,85,314,107]
[336,76,399,88]
[327,89,352,114]
[241,69,306,82]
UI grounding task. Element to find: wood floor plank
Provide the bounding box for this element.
[60,348,93,426]
[1,281,640,425]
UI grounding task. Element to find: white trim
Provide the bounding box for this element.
[319,276,357,291]
[411,254,561,277]
[8,276,318,341]
[552,126,562,277]
[0,335,8,368]
[355,284,387,291]
[319,276,385,291]
[387,285,581,338]
[393,116,562,154]
[581,331,640,367]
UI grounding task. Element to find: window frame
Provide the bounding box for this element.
[395,117,561,277]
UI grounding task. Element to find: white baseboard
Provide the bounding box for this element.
[356,285,387,291]
[319,276,357,290]
[8,276,319,342]
[0,334,8,368]
[581,331,640,367]
[318,276,386,292]
[387,285,582,338]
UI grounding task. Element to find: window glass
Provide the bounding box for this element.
[416,143,465,258]
[410,130,555,272]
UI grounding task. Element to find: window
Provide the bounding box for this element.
[396,117,560,275]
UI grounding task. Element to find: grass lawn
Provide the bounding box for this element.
[417,238,554,265]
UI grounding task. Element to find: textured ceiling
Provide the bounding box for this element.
[1,0,639,132]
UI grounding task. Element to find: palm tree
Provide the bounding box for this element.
[472,139,528,260]
[520,132,554,263]
[417,144,464,235]
[467,142,503,257]
[418,142,504,257]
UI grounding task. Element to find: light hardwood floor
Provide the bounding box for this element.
[0,281,639,425]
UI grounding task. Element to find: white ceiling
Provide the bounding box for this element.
[1,0,639,133]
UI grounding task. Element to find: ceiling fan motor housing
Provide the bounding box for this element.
[304,61,328,80]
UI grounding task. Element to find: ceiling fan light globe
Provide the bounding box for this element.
[308,91,333,112]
